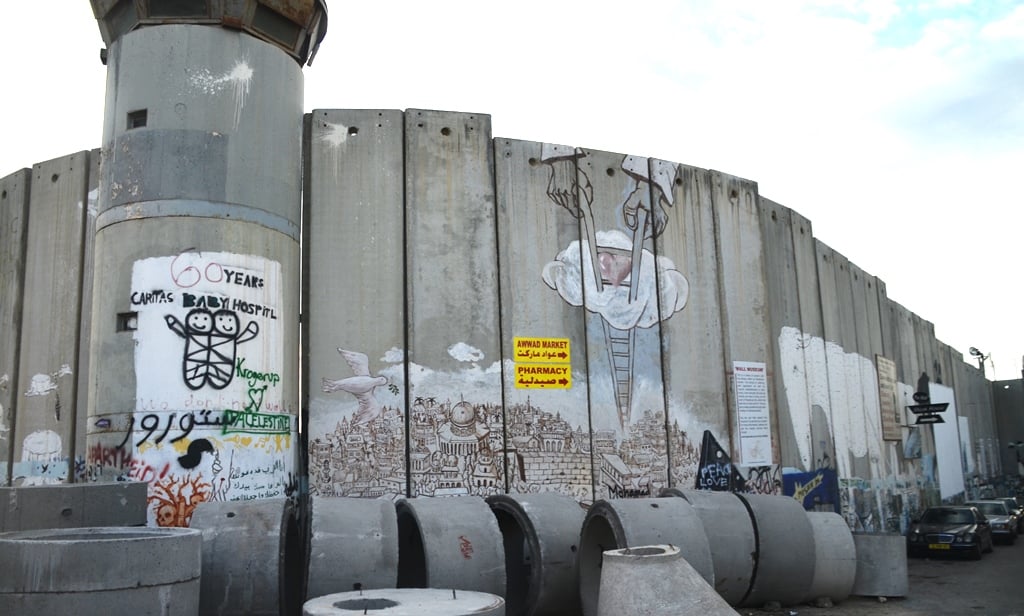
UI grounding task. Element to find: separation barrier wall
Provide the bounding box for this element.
[1,109,998,532]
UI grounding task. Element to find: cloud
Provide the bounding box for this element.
[448,342,485,363]
[543,230,688,331]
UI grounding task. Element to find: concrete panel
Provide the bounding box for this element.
[0,168,31,486]
[571,149,669,500]
[789,212,838,508]
[404,110,502,497]
[815,242,859,525]
[652,161,729,490]
[74,152,100,480]
[13,152,91,486]
[0,481,147,531]
[304,110,406,500]
[712,172,777,487]
[760,199,811,476]
[493,139,592,501]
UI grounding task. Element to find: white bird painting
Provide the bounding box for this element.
[322,349,388,425]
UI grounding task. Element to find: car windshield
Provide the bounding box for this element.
[920,508,973,524]
[970,502,1006,516]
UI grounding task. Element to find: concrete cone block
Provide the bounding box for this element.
[578,498,714,616]
[596,545,738,616]
[806,512,856,603]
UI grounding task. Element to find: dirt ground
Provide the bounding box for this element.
[742,535,1024,616]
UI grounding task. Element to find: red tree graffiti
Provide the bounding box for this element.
[149,474,212,527]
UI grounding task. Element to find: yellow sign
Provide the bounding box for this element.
[515,364,571,389]
[513,337,571,364]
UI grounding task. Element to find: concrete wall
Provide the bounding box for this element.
[0,108,1005,531]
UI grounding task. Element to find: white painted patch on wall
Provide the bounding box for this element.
[319,122,350,148]
[381,347,404,363]
[189,59,254,128]
[448,342,484,363]
[23,364,72,397]
[931,383,965,499]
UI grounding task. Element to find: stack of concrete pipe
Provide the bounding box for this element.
[0,486,870,615]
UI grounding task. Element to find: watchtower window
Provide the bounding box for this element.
[127,109,148,130]
[148,0,210,18]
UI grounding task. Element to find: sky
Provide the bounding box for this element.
[1,1,1021,380]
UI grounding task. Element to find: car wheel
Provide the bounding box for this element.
[969,544,983,560]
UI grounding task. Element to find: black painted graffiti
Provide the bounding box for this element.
[165,308,258,390]
[695,430,780,495]
[178,438,215,469]
[696,430,747,492]
[116,410,227,449]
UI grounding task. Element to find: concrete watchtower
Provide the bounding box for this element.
[86,1,326,526]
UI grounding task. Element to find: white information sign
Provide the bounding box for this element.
[734,360,773,466]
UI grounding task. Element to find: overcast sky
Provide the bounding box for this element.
[2,1,1021,380]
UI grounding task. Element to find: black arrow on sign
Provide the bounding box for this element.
[908,403,949,414]
[915,414,945,425]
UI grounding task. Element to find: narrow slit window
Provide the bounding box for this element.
[127,109,148,129]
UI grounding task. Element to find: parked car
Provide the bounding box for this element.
[906,506,994,559]
[996,497,1024,533]
[965,501,1019,544]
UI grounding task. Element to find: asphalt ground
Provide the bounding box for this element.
[744,534,1024,616]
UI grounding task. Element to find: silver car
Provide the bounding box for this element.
[996,497,1024,533]
[965,500,1019,544]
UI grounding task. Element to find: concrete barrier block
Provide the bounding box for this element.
[851,533,908,598]
[0,482,148,531]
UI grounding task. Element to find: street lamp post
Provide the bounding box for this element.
[969,347,989,376]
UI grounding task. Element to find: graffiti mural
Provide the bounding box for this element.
[693,429,781,495]
[87,251,293,525]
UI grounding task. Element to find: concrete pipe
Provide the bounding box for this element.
[486,492,586,616]
[735,493,816,607]
[305,496,399,599]
[661,488,755,606]
[805,512,856,604]
[850,534,908,598]
[303,588,505,616]
[596,545,738,616]
[0,481,148,531]
[396,496,506,598]
[578,498,714,616]
[190,497,303,615]
[0,526,200,615]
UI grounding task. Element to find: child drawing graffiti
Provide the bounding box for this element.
[165,308,258,390]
